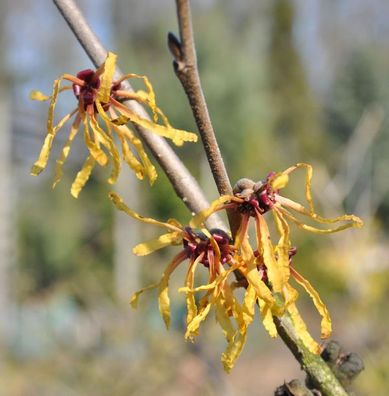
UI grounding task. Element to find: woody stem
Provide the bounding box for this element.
[170,0,241,237]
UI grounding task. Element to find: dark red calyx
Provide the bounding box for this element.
[182,227,233,267]
[72,69,101,107]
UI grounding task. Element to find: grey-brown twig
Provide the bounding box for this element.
[52,0,225,231]
[170,0,241,236]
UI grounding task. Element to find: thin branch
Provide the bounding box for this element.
[169,0,241,236]
[52,0,225,231]
[274,317,349,396]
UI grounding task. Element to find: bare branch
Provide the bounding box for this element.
[275,317,349,396]
[171,0,241,235]
[52,0,225,231]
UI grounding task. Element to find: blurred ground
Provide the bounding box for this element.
[1,0,389,394]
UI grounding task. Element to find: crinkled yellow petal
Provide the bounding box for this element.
[31,134,55,176]
[53,115,82,188]
[70,155,96,198]
[111,122,157,185]
[291,267,332,339]
[129,282,159,308]
[257,298,278,337]
[278,162,364,231]
[133,232,183,256]
[184,255,202,326]
[82,115,109,166]
[31,78,64,175]
[287,303,321,354]
[179,263,239,295]
[221,331,247,373]
[234,215,250,255]
[111,98,197,146]
[30,90,50,101]
[277,206,363,234]
[190,195,236,229]
[241,256,275,306]
[116,73,160,120]
[97,52,117,103]
[242,284,256,327]
[215,299,236,343]
[273,209,291,286]
[185,303,212,340]
[271,173,289,190]
[281,163,314,212]
[276,196,363,229]
[222,282,246,334]
[179,283,216,293]
[118,132,144,179]
[89,108,121,185]
[255,213,284,293]
[283,283,299,308]
[158,251,187,329]
[108,192,183,232]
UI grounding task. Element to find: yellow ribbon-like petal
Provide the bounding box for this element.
[258,298,278,338]
[82,115,109,166]
[111,98,198,146]
[133,232,183,256]
[97,52,117,103]
[273,208,291,287]
[111,122,157,185]
[291,267,332,339]
[70,155,96,198]
[185,303,212,340]
[240,256,275,306]
[190,195,237,229]
[31,78,65,175]
[30,90,50,101]
[282,163,314,213]
[109,192,183,232]
[53,115,82,188]
[221,331,247,373]
[88,109,121,185]
[270,173,289,190]
[287,303,321,354]
[158,251,187,329]
[215,298,236,343]
[242,284,256,327]
[277,206,363,234]
[184,255,203,326]
[130,282,159,308]
[255,213,284,293]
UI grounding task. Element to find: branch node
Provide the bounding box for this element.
[168,32,185,71]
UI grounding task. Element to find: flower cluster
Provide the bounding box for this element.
[30,52,197,197]
[110,163,363,372]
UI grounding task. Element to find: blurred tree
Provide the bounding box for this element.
[268,0,323,161]
[325,51,380,144]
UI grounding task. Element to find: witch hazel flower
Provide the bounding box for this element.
[109,192,273,372]
[191,163,363,353]
[30,52,197,197]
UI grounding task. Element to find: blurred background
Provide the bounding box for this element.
[1,0,389,394]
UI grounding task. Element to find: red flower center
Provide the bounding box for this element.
[182,228,233,267]
[73,69,101,108]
